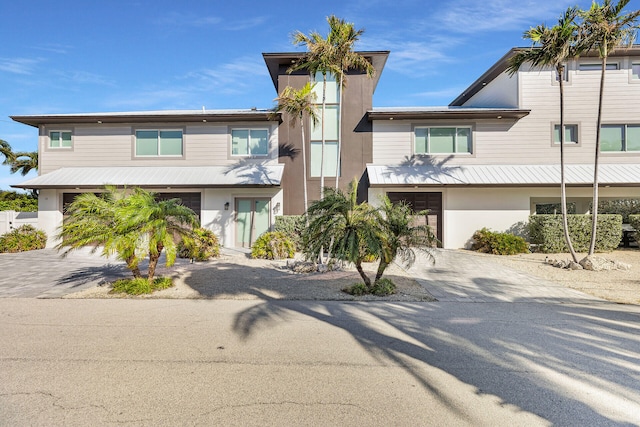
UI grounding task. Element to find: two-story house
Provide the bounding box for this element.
[366,47,640,248]
[11,46,640,250]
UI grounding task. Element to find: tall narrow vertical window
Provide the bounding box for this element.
[135,130,183,157]
[310,72,340,177]
[49,131,72,148]
[231,129,269,156]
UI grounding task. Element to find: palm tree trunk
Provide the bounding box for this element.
[374,260,389,284]
[335,73,344,189]
[355,262,372,289]
[147,243,164,281]
[589,56,607,255]
[301,120,309,216]
[558,67,579,263]
[126,256,142,279]
[319,73,327,195]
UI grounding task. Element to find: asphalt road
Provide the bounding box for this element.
[2,297,639,426]
[1,249,639,425]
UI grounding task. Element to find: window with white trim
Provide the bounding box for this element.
[231,129,269,156]
[414,127,472,154]
[49,131,72,148]
[601,124,640,152]
[135,130,183,156]
[553,124,579,144]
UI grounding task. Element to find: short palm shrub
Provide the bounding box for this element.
[0,224,47,253]
[472,228,529,255]
[251,231,295,259]
[110,277,173,295]
[178,228,220,261]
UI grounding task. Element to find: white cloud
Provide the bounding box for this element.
[0,57,43,75]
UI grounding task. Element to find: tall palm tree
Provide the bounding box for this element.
[10,151,38,176]
[289,28,338,195]
[325,15,375,189]
[58,187,199,281]
[579,0,640,255]
[507,7,581,263]
[273,82,318,214]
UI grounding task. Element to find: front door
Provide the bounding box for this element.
[236,198,270,248]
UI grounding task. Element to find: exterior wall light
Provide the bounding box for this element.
[224,202,230,211]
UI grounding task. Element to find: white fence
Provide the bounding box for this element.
[0,211,38,235]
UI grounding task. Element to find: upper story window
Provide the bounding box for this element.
[414,127,472,155]
[579,63,619,71]
[231,129,268,156]
[601,124,640,152]
[632,62,640,80]
[135,130,183,157]
[49,131,72,148]
[553,124,579,144]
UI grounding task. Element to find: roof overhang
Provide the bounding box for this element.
[366,163,640,187]
[262,51,390,93]
[11,109,280,128]
[367,107,530,121]
[12,165,285,190]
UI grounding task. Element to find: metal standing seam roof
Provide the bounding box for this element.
[12,165,285,189]
[366,164,640,186]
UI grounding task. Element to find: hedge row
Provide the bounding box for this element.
[528,214,622,253]
[274,215,306,250]
[629,215,640,240]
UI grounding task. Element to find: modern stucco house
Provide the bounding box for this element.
[11,45,640,249]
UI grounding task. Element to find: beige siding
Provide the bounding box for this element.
[464,72,518,108]
[39,122,279,174]
[373,57,640,166]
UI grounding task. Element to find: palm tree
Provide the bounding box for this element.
[57,187,199,281]
[273,82,318,214]
[10,151,38,176]
[507,7,581,263]
[579,0,640,255]
[290,28,338,195]
[325,15,375,189]
[303,180,383,288]
[374,196,436,284]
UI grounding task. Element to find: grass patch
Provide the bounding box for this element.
[342,278,397,296]
[110,277,174,295]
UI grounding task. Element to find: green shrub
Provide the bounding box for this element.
[471,228,529,255]
[596,199,640,223]
[528,214,622,253]
[628,215,640,241]
[110,277,173,295]
[0,224,47,253]
[274,215,306,250]
[343,278,397,296]
[178,228,220,261]
[251,231,295,259]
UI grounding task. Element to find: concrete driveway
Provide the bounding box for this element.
[1,249,639,425]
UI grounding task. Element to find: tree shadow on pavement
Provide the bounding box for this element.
[230,296,640,425]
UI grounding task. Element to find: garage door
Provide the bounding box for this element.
[63,192,201,219]
[386,192,442,247]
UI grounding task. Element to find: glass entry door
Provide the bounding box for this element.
[236,198,270,248]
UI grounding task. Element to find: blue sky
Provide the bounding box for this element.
[1,0,639,190]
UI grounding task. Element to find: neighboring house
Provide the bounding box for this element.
[366,46,640,248]
[11,110,284,248]
[10,46,640,249]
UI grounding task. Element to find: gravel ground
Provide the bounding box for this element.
[467,248,640,305]
[64,252,436,301]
